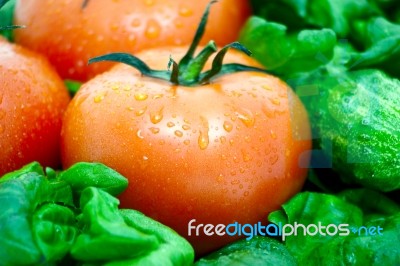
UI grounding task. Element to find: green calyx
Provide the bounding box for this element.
[88,0,270,87]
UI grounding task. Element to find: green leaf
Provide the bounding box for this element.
[0,174,47,265]
[70,187,159,262]
[59,162,128,197]
[194,236,296,266]
[0,161,44,182]
[250,0,380,37]
[32,203,78,262]
[347,17,400,78]
[109,209,195,266]
[239,16,336,78]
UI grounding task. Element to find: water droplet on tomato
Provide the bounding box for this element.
[198,130,209,150]
[94,94,105,103]
[174,19,184,29]
[231,179,239,184]
[167,122,175,128]
[150,107,164,124]
[131,18,141,27]
[220,136,226,144]
[223,121,233,132]
[135,106,147,116]
[182,124,191,130]
[149,127,160,134]
[134,93,148,101]
[179,6,193,17]
[183,139,190,145]
[153,94,163,99]
[136,129,144,139]
[270,98,281,106]
[242,150,252,162]
[269,154,279,165]
[145,19,161,39]
[110,23,119,32]
[216,174,224,183]
[174,130,183,137]
[270,130,277,139]
[144,0,154,6]
[262,85,272,91]
[236,108,255,127]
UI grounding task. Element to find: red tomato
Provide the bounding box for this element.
[13,0,251,81]
[0,37,70,176]
[61,45,311,255]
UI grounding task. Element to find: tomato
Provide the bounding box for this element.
[61,44,311,255]
[13,0,251,81]
[0,37,70,176]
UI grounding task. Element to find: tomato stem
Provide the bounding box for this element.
[88,0,274,86]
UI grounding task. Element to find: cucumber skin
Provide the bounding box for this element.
[299,69,400,191]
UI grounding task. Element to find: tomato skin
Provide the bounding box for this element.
[13,0,251,81]
[0,37,70,176]
[61,47,311,255]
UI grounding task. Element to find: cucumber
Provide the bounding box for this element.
[295,69,400,191]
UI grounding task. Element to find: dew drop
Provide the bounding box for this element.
[144,0,154,6]
[270,98,281,106]
[167,122,175,128]
[184,139,190,145]
[145,19,161,39]
[135,106,147,116]
[220,136,226,144]
[153,94,163,99]
[182,124,191,130]
[159,140,165,145]
[94,94,105,103]
[231,179,239,185]
[174,130,183,137]
[136,129,144,139]
[149,127,160,134]
[236,108,255,127]
[134,93,148,101]
[223,121,233,132]
[198,130,209,150]
[131,18,141,27]
[179,6,193,17]
[269,154,279,165]
[150,107,164,124]
[242,150,252,162]
[270,130,277,139]
[216,174,224,183]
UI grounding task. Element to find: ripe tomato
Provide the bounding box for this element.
[0,37,70,176]
[13,0,251,81]
[61,45,311,255]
